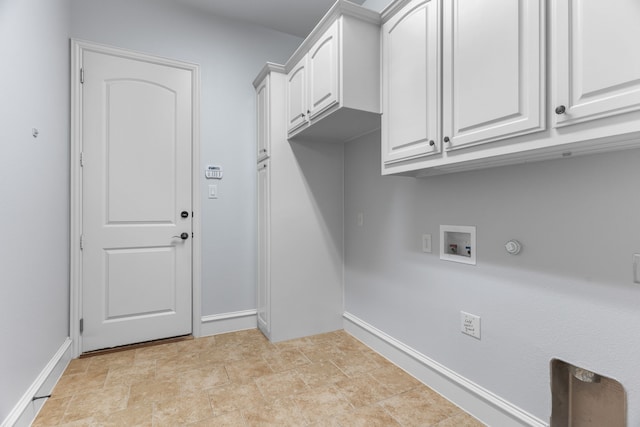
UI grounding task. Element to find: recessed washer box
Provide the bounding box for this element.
[440,225,476,265]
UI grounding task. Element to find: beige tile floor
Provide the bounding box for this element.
[33,329,485,426]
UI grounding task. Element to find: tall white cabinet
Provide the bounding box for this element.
[254,64,344,342]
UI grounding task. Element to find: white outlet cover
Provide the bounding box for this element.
[461,311,481,340]
[422,234,432,253]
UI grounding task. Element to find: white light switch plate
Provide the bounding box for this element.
[422,234,432,253]
[461,311,481,339]
[634,254,640,284]
[208,185,218,199]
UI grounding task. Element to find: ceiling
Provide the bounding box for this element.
[175,0,367,38]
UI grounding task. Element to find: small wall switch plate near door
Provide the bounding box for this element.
[461,311,481,339]
[357,213,364,226]
[634,254,640,284]
[208,184,218,199]
[422,234,432,253]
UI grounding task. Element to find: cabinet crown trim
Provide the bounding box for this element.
[253,62,285,88]
[381,0,416,22]
[285,0,381,72]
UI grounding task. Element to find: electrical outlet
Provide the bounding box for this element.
[461,311,481,339]
[422,234,432,253]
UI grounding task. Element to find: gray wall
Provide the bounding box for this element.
[70,0,302,316]
[0,0,71,420]
[344,132,640,423]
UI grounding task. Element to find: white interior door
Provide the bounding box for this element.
[81,48,193,352]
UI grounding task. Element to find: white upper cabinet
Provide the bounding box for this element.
[285,1,381,142]
[382,0,640,177]
[553,0,640,127]
[381,0,545,168]
[442,0,545,150]
[255,63,286,162]
[308,21,340,120]
[382,0,440,164]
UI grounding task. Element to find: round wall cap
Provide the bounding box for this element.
[505,240,522,255]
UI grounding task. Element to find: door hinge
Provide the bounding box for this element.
[80,68,84,84]
[79,318,84,334]
[80,151,84,167]
[80,234,84,250]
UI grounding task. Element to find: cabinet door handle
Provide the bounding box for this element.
[555,105,566,115]
[429,140,435,147]
[444,136,450,143]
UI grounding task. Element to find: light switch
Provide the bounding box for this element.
[208,185,218,199]
[634,254,640,284]
[422,234,432,253]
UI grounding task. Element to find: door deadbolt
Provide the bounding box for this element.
[181,211,189,218]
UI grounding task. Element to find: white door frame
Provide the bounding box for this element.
[70,39,202,357]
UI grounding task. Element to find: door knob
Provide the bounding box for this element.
[555,105,566,115]
[172,233,189,240]
[429,140,435,146]
[181,211,189,218]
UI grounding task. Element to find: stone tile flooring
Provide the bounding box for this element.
[33,329,485,426]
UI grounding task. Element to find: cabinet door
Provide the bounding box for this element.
[442,0,544,150]
[382,0,440,164]
[287,56,307,134]
[256,75,269,161]
[553,0,640,127]
[257,160,270,336]
[308,20,340,120]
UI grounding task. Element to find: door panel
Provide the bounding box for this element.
[82,49,192,352]
[443,0,544,149]
[308,21,339,119]
[554,0,640,126]
[106,80,177,223]
[105,247,176,319]
[287,57,307,134]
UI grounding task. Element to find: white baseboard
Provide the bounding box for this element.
[2,338,73,427]
[343,312,548,427]
[200,310,258,337]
